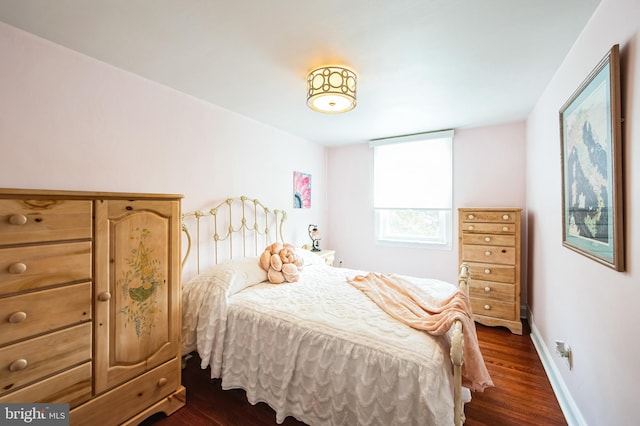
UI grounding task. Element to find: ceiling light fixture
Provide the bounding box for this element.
[306,65,357,114]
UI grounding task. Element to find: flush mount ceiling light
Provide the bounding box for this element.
[306,65,357,114]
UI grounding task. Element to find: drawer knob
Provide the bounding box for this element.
[484,269,491,274]
[9,358,28,372]
[484,286,491,292]
[502,214,510,220]
[467,214,475,220]
[8,263,27,274]
[484,304,491,310]
[467,225,474,231]
[9,312,27,323]
[97,292,111,302]
[484,251,492,256]
[502,226,509,232]
[9,214,28,225]
[157,377,168,387]
[484,237,491,242]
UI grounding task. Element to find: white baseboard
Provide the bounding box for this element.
[528,311,587,426]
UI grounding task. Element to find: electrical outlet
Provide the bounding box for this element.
[555,340,573,370]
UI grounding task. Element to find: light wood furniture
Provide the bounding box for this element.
[0,188,185,425]
[458,208,522,335]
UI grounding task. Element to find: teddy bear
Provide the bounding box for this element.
[259,242,303,283]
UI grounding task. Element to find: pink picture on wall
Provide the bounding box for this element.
[293,171,311,208]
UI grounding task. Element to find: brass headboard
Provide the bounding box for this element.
[181,196,286,274]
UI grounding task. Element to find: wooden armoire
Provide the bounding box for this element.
[0,188,185,425]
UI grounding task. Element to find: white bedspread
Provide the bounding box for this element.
[182,261,463,425]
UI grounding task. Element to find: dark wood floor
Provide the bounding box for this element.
[463,323,566,426]
[142,322,566,426]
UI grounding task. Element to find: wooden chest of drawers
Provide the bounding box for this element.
[458,208,522,334]
[0,189,185,425]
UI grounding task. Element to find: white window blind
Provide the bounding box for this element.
[371,130,453,248]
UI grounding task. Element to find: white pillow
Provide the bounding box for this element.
[197,257,267,296]
[224,256,268,290]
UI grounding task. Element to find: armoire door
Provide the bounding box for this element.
[93,198,181,394]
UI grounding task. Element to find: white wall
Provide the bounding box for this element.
[0,22,327,272]
[7,5,639,422]
[326,121,526,286]
[526,0,639,424]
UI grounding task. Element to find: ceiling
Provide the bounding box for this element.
[0,0,601,146]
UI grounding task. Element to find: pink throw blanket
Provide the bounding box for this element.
[348,272,493,392]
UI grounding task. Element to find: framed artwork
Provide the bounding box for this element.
[560,44,624,271]
[293,171,311,208]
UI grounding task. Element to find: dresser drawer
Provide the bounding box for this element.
[461,233,515,247]
[71,358,180,426]
[469,279,515,302]
[460,210,517,223]
[462,245,516,265]
[470,298,518,321]
[0,199,92,246]
[466,262,515,283]
[0,322,92,396]
[460,222,517,234]
[0,241,91,296]
[0,362,91,409]
[0,282,91,346]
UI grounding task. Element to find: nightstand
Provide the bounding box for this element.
[315,249,335,266]
[302,246,335,266]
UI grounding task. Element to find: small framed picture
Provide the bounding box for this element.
[293,171,311,208]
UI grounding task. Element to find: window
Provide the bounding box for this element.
[371,130,453,249]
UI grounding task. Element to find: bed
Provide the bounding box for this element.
[180,196,491,426]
